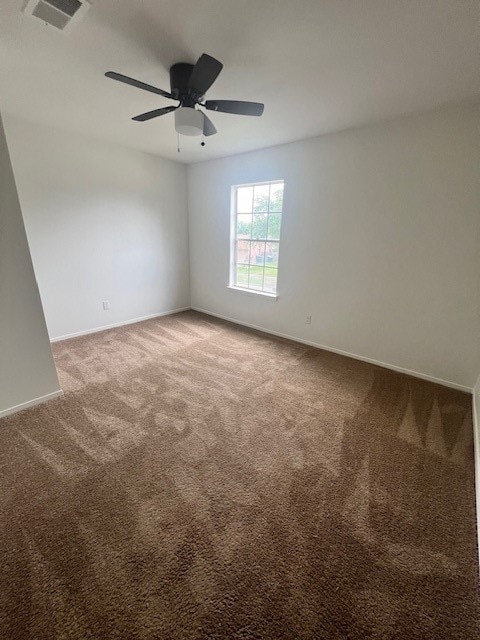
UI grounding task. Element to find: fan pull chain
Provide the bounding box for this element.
[177,132,180,153]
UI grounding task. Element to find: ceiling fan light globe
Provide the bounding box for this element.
[174,107,203,136]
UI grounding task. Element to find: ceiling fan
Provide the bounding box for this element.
[105,53,264,139]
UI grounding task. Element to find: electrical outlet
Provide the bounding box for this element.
[305,315,312,325]
[102,300,110,311]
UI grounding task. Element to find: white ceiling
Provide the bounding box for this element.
[0,0,479,164]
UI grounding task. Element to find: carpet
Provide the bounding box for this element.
[0,310,478,639]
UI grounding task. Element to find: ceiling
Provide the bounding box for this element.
[0,0,479,164]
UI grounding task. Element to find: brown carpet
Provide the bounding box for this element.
[0,310,478,639]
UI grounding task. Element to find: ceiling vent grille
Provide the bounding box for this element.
[24,0,90,32]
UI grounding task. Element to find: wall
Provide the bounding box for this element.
[4,117,190,340]
[0,114,60,417]
[188,103,480,390]
[475,376,480,436]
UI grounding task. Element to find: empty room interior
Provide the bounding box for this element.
[1,1,480,638]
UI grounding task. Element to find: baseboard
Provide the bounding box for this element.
[50,307,191,343]
[473,379,480,569]
[191,306,473,393]
[0,389,64,420]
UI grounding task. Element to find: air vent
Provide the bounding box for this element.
[24,0,90,32]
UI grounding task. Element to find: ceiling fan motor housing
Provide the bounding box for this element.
[170,63,197,104]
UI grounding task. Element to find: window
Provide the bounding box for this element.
[230,181,284,296]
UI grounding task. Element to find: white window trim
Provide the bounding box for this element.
[229,180,284,298]
[227,285,278,301]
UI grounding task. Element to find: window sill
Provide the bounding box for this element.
[228,286,278,301]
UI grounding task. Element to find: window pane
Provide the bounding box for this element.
[251,214,268,240]
[235,264,249,288]
[253,184,269,212]
[250,240,266,266]
[263,267,278,293]
[237,186,253,213]
[267,213,281,240]
[236,214,252,238]
[265,242,279,267]
[231,181,284,295]
[269,182,284,212]
[248,265,264,290]
[235,240,250,264]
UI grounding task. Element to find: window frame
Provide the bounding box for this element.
[229,180,284,300]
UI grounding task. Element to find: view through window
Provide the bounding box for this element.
[230,181,284,295]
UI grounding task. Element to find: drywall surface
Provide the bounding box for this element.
[5,117,190,340]
[0,113,60,414]
[475,376,480,432]
[188,103,480,389]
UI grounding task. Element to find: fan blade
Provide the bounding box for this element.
[202,113,217,136]
[187,54,223,95]
[105,72,173,99]
[205,100,264,116]
[132,106,178,121]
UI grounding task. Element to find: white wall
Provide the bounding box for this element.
[188,103,480,390]
[4,117,190,340]
[475,376,480,435]
[0,114,60,416]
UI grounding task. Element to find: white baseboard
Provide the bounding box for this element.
[473,379,480,569]
[50,307,191,343]
[191,306,473,393]
[0,389,64,420]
